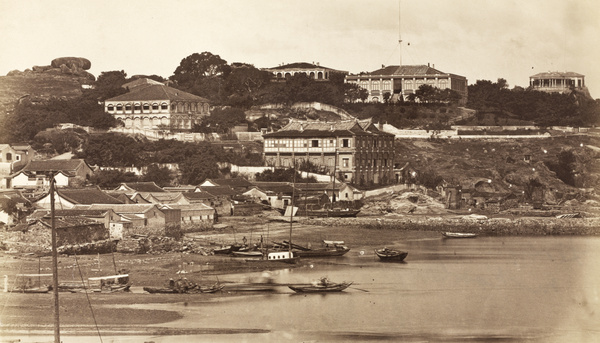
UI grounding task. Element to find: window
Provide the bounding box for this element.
[161,103,168,110]
[116,104,123,111]
[143,103,150,111]
[342,139,350,148]
[371,82,380,90]
[134,103,141,111]
[311,140,319,147]
[373,159,377,167]
[125,104,132,112]
[171,104,177,111]
[342,158,349,168]
[107,104,114,112]
[6,153,12,161]
[152,103,159,111]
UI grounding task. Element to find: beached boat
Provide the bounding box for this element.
[275,240,350,258]
[87,274,131,293]
[144,278,223,294]
[442,232,478,238]
[374,248,408,262]
[231,250,264,258]
[288,277,352,293]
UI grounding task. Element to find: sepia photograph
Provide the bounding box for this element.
[0,0,599,342]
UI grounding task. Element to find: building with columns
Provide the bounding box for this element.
[263,62,348,82]
[104,78,210,131]
[529,72,585,94]
[263,119,395,186]
[345,64,468,105]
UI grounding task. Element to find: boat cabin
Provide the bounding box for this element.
[267,251,294,260]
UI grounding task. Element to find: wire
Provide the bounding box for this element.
[74,253,104,343]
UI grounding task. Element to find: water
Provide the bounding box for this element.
[5,235,600,342]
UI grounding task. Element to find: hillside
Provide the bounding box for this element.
[395,135,600,201]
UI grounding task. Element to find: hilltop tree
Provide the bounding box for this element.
[170,52,230,92]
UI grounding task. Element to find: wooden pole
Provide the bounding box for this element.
[50,174,60,343]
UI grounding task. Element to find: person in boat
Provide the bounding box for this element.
[320,277,330,286]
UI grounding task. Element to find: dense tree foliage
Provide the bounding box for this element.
[192,107,247,134]
[467,79,600,126]
[255,168,317,183]
[89,169,139,189]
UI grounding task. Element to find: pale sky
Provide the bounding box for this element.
[1,0,599,98]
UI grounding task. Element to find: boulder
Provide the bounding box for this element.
[32,65,52,73]
[51,57,91,70]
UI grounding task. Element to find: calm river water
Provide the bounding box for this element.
[9,235,600,342]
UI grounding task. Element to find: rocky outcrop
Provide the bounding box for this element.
[4,57,95,81]
[51,57,91,70]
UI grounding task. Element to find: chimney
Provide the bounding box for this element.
[428,63,430,67]
[330,124,334,132]
[299,124,304,132]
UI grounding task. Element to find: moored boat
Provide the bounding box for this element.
[288,277,352,293]
[374,248,408,262]
[442,232,478,238]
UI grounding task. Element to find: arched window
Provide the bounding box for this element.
[372,82,380,90]
[125,104,132,112]
[171,103,176,111]
[276,72,282,78]
[134,103,141,112]
[161,102,168,110]
[143,103,150,111]
[382,81,391,90]
[107,104,114,112]
[317,72,323,80]
[116,104,123,111]
[309,72,315,79]
[360,81,369,90]
[152,103,159,111]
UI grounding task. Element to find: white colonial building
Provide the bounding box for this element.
[345,64,468,105]
[529,72,585,94]
[104,78,210,131]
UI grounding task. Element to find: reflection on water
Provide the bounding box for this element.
[5,236,600,342]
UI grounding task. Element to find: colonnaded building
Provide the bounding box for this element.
[345,64,468,105]
[262,62,348,82]
[104,78,210,131]
[263,119,395,186]
[529,71,586,94]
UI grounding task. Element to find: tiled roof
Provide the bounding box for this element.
[530,71,584,78]
[74,204,157,214]
[263,119,393,138]
[182,192,216,201]
[57,188,124,205]
[122,78,164,90]
[349,65,448,77]
[23,159,87,173]
[106,82,210,103]
[144,192,183,202]
[266,62,343,72]
[117,182,165,193]
[162,203,214,212]
[39,216,101,229]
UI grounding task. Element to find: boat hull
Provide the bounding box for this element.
[442,232,478,238]
[288,282,353,293]
[375,249,408,262]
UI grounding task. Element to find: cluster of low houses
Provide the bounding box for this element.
[0,156,365,247]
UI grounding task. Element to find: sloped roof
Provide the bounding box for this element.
[23,159,88,173]
[182,192,216,201]
[199,186,237,197]
[122,78,164,90]
[265,62,345,72]
[162,203,214,212]
[203,178,254,189]
[38,216,101,229]
[530,71,584,78]
[144,192,184,202]
[74,204,158,214]
[57,188,124,205]
[116,182,165,193]
[249,182,296,194]
[349,64,454,78]
[264,118,393,138]
[106,81,210,103]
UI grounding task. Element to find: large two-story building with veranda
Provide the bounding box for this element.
[262,62,348,82]
[345,64,468,105]
[529,71,586,94]
[104,78,210,131]
[263,119,395,186]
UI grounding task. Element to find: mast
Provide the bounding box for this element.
[289,161,296,253]
[398,0,402,66]
[50,174,60,343]
[332,147,337,207]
